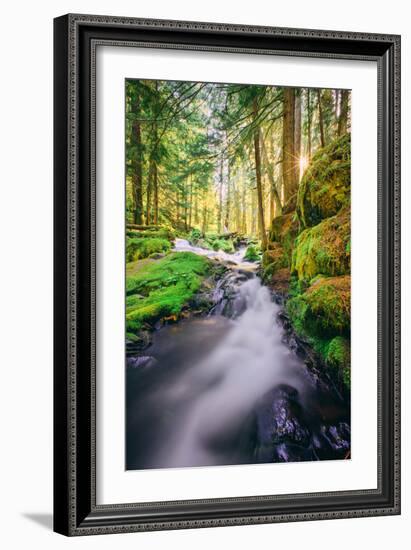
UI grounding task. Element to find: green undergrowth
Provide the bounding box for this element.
[189,228,248,254]
[244,244,261,262]
[126,252,211,332]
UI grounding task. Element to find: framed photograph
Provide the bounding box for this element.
[53,14,401,536]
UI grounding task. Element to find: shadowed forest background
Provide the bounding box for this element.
[125,79,351,470]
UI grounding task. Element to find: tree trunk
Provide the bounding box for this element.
[131,88,143,224]
[153,163,158,225]
[217,157,223,234]
[253,98,267,250]
[176,188,180,226]
[145,160,153,225]
[317,89,326,148]
[188,175,193,229]
[183,179,188,232]
[282,88,298,203]
[261,134,282,216]
[294,90,302,181]
[307,88,312,159]
[338,89,349,136]
[224,162,231,232]
[335,89,340,126]
[152,110,159,225]
[194,188,199,226]
[241,177,247,234]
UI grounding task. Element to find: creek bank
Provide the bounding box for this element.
[126,240,253,356]
[262,134,352,393]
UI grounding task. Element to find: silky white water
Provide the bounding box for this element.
[158,276,302,467]
[126,239,350,469]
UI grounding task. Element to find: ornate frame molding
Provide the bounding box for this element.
[54,14,401,536]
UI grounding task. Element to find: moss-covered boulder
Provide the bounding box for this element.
[265,267,291,295]
[126,237,171,262]
[297,134,351,228]
[268,213,300,261]
[326,336,351,388]
[262,242,289,280]
[291,208,350,282]
[126,252,211,332]
[287,275,350,338]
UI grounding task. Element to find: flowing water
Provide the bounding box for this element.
[126,239,350,470]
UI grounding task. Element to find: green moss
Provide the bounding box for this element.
[244,244,261,262]
[287,275,350,338]
[126,229,173,241]
[268,213,300,262]
[126,237,171,262]
[297,133,351,228]
[126,252,210,332]
[291,208,350,282]
[326,336,351,388]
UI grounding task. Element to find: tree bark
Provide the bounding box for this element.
[217,157,223,234]
[224,161,231,232]
[338,89,349,136]
[188,175,193,229]
[145,160,153,225]
[294,90,302,181]
[253,98,268,250]
[153,163,158,225]
[261,134,282,216]
[282,88,298,203]
[131,86,143,224]
[307,88,312,159]
[317,89,326,148]
[241,176,247,234]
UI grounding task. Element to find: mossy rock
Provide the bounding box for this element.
[126,236,171,262]
[326,336,351,388]
[282,193,297,215]
[265,267,291,294]
[126,252,210,332]
[287,275,350,338]
[297,134,351,228]
[291,208,350,282]
[262,243,288,275]
[268,212,300,263]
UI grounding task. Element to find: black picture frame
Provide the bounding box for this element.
[54,13,401,536]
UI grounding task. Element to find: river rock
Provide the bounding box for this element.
[255,385,312,462]
[313,422,351,458]
[126,330,152,354]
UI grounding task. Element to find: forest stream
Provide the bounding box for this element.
[126,239,350,470]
